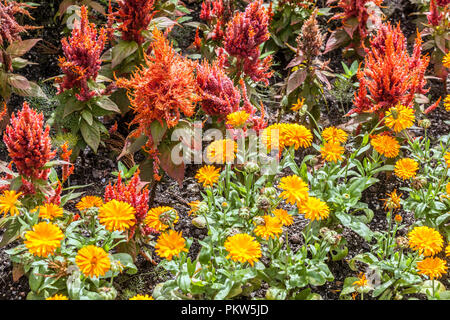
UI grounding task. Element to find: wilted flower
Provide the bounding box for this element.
[224,233,262,266]
[291,98,305,112]
[353,272,368,289]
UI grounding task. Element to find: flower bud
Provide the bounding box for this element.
[396,236,409,249]
[192,216,207,229]
[262,187,277,198]
[256,195,270,211]
[239,207,251,219]
[244,161,259,174]
[98,286,117,300]
[319,227,342,246]
[111,260,124,274]
[159,209,178,226]
[196,202,209,215]
[418,119,431,129]
[412,176,427,190]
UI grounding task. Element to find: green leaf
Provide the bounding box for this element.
[111,40,138,69]
[95,97,121,113]
[81,110,93,126]
[80,120,100,153]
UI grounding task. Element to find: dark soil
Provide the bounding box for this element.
[0,0,448,300]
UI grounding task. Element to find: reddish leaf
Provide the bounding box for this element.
[12,263,24,282]
[287,68,307,95]
[324,30,349,54]
[158,143,185,187]
[7,74,30,90]
[6,39,41,57]
[285,53,304,69]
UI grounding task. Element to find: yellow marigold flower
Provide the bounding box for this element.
[195,165,220,187]
[206,139,237,164]
[144,206,179,232]
[254,215,283,240]
[445,244,450,257]
[394,158,419,180]
[0,190,22,216]
[444,152,450,168]
[24,222,64,258]
[321,142,344,163]
[37,203,64,220]
[188,200,201,216]
[353,272,368,288]
[278,175,309,206]
[155,230,188,260]
[443,51,450,68]
[384,104,415,132]
[224,233,262,266]
[76,245,111,278]
[272,208,293,226]
[322,127,348,144]
[261,123,288,151]
[291,97,305,112]
[76,196,103,211]
[98,199,136,232]
[408,226,443,257]
[382,189,402,212]
[226,110,250,128]
[370,134,400,158]
[417,257,448,280]
[46,294,69,300]
[284,124,313,149]
[444,95,450,112]
[298,196,330,221]
[129,294,154,300]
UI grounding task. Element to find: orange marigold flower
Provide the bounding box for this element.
[0,190,22,216]
[129,294,154,300]
[443,51,450,68]
[206,139,237,164]
[254,215,283,240]
[272,208,294,226]
[60,142,74,182]
[98,200,136,232]
[291,97,305,112]
[394,214,402,223]
[76,196,104,212]
[417,257,448,280]
[188,200,201,216]
[394,158,419,180]
[370,134,400,158]
[3,102,56,181]
[352,272,368,288]
[408,226,443,257]
[226,110,250,128]
[382,189,402,212]
[75,245,111,278]
[46,294,69,300]
[279,175,309,206]
[444,152,450,168]
[445,244,450,257]
[321,142,344,163]
[195,165,220,187]
[144,206,179,232]
[283,124,313,150]
[444,95,450,112]
[322,127,348,144]
[24,222,64,258]
[224,233,262,266]
[384,104,415,132]
[155,230,188,260]
[37,203,64,220]
[261,123,289,152]
[298,196,330,221]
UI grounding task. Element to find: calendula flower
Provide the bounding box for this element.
[46,294,69,300]
[272,208,293,226]
[444,152,450,168]
[353,272,368,288]
[443,51,450,68]
[144,206,179,232]
[298,196,330,221]
[24,222,64,257]
[254,215,283,240]
[98,200,136,232]
[278,175,309,206]
[75,245,111,278]
[322,127,348,145]
[417,257,448,280]
[382,189,402,212]
[321,142,344,163]
[195,165,220,187]
[284,124,313,149]
[394,158,419,180]
[226,110,250,128]
[155,230,188,260]
[129,294,154,300]
[394,214,402,223]
[408,226,443,256]
[76,196,103,212]
[445,244,450,257]
[291,97,305,112]
[261,123,288,151]
[188,200,201,216]
[384,104,415,132]
[37,203,64,220]
[444,95,450,112]
[224,233,262,266]
[206,139,237,164]
[370,134,400,158]
[0,190,22,216]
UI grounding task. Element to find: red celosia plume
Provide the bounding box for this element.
[3,102,56,181]
[60,142,74,182]
[0,0,38,46]
[348,22,429,118]
[58,5,106,101]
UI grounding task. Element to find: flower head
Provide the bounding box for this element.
[443,51,450,68]
[353,272,368,288]
[76,196,103,212]
[394,158,419,180]
[385,104,415,132]
[408,226,443,257]
[444,95,450,112]
[60,142,74,182]
[254,215,283,240]
[224,233,262,266]
[144,206,179,232]
[98,200,136,232]
[155,230,188,260]
[46,294,69,300]
[298,196,330,221]
[75,245,111,278]
[444,152,450,168]
[195,165,220,187]
[417,257,448,280]
[382,189,402,212]
[0,190,22,216]
[291,98,305,112]
[283,124,313,150]
[226,111,250,128]
[272,208,294,226]
[370,134,400,158]
[261,123,289,152]
[24,222,64,257]
[129,294,154,300]
[322,127,348,145]
[0,1,38,46]
[321,142,344,163]
[206,139,237,164]
[278,175,309,206]
[37,203,64,220]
